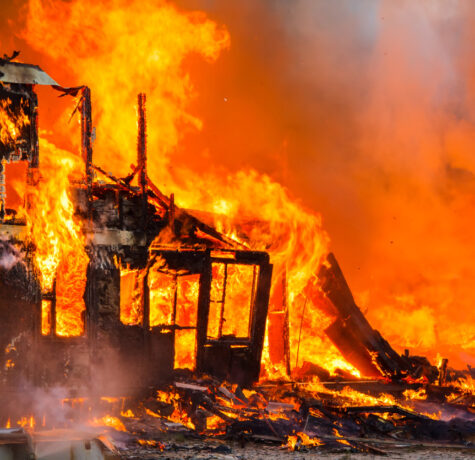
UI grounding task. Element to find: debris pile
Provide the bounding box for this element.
[56,377,475,457]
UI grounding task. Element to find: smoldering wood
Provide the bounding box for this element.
[340,405,432,419]
[438,358,448,386]
[325,317,383,378]
[137,93,147,232]
[318,252,439,382]
[318,253,405,376]
[81,86,93,221]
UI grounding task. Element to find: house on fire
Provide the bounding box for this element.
[0,59,273,396]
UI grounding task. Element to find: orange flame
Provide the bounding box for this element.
[91,415,127,432]
[22,138,88,337]
[0,98,30,145]
[21,0,354,374]
[155,390,195,429]
[120,267,144,326]
[286,432,323,450]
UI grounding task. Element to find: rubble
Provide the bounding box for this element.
[60,376,474,458]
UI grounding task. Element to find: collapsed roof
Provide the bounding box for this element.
[0,60,58,86]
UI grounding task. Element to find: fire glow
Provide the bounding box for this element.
[18,0,354,378]
[23,139,89,337]
[0,0,474,456]
[0,98,29,145]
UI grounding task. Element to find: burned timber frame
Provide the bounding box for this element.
[0,60,273,401]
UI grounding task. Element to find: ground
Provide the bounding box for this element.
[120,439,475,459]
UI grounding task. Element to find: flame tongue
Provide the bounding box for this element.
[20,0,355,373]
[23,139,89,337]
[18,0,379,378]
[0,98,30,145]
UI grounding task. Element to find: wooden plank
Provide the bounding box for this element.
[318,253,406,377]
[325,318,382,378]
[250,261,273,383]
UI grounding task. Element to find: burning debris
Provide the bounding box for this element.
[0,10,474,456]
[2,376,474,458]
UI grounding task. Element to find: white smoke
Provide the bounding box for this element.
[0,237,24,270]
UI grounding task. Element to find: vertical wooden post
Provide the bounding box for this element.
[282,269,291,376]
[137,93,147,232]
[26,91,41,346]
[80,87,93,343]
[250,259,273,382]
[81,87,93,221]
[169,193,175,227]
[196,251,212,372]
[26,90,39,210]
[143,271,150,330]
[217,263,228,339]
[138,93,149,377]
[50,277,57,336]
[0,160,6,221]
[438,358,448,386]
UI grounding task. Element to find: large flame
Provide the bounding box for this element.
[23,0,230,177]
[18,0,361,374]
[22,137,89,337]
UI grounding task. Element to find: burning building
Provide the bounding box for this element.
[0,58,273,400]
[0,1,474,456]
[0,53,467,396]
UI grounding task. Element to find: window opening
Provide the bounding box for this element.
[41,299,52,336]
[41,266,86,338]
[120,268,144,326]
[207,262,259,340]
[147,262,200,370]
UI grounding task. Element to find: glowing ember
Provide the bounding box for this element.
[91,415,127,432]
[286,432,323,450]
[138,440,164,449]
[403,388,427,400]
[156,390,195,429]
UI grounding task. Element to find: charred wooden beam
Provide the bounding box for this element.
[282,270,291,376]
[249,260,273,382]
[26,87,39,210]
[325,318,382,378]
[438,358,448,386]
[341,404,432,420]
[195,251,212,373]
[137,93,147,232]
[81,86,93,221]
[92,164,136,193]
[318,253,407,379]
